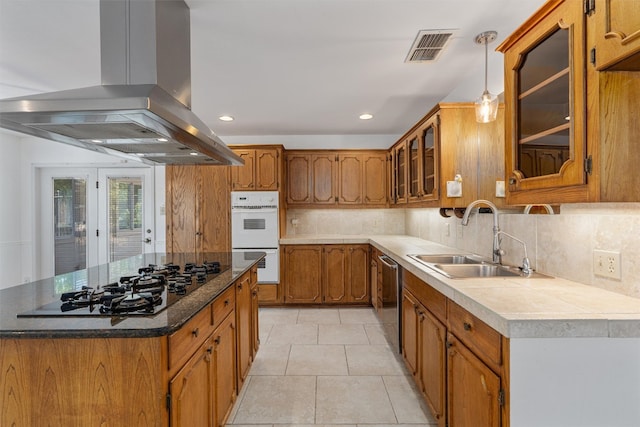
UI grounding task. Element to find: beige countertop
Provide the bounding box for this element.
[280,234,640,339]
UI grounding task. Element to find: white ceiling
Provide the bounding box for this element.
[0,0,546,148]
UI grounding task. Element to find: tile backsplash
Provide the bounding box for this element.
[286,204,640,299]
[285,209,405,236]
[405,203,640,299]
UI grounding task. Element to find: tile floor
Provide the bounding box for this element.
[225,307,438,427]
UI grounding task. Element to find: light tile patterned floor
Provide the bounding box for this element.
[226,307,438,427]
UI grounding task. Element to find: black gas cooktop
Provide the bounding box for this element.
[18,261,229,318]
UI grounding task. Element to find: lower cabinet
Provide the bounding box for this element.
[283,244,369,304]
[447,333,501,427]
[170,311,237,427]
[401,270,507,427]
[402,288,447,427]
[236,267,257,391]
[169,334,216,427]
[213,312,237,427]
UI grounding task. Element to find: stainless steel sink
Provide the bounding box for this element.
[408,253,549,279]
[410,254,483,265]
[430,263,522,278]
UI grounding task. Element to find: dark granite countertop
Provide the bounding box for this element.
[0,251,264,339]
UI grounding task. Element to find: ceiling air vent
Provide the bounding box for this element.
[405,30,454,63]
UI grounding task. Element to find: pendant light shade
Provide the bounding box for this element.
[474,31,498,123]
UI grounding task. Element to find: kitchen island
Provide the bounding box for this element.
[281,234,640,427]
[0,251,263,427]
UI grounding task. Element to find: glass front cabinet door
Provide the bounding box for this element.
[498,0,588,203]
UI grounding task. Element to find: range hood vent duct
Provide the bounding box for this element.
[0,0,243,166]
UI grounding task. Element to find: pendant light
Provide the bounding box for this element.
[474,31,499,123]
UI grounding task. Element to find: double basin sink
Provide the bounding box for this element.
[408,254,546,279]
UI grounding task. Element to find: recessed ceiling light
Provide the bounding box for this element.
[91,139,103,143]
[359,113,373,120]
[219,115,234,122]
[190,152,199,156]
[157,138,168,142]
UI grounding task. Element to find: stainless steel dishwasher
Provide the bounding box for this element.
[378,254,402,353]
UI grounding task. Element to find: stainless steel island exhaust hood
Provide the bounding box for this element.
[0,0,243,166]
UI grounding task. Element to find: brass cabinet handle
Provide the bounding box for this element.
[214,336,221,345]
[463,322,472,331]
[192,328,200,337]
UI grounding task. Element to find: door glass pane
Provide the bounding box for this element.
[396,146,406,198]
[409,137,419,197]
[53,178,87,275]
[517,26,570,178]
[423,125,435,195]
[108,177,144,261]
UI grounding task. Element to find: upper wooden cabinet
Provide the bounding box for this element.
[285,150,388,207]
[392,115,439,205]
[498,0,587,202]
[592,0,640,70]
[166,165,231,254]
[391,103,504,208]
[229,145,283,191]
[498,0,640,204]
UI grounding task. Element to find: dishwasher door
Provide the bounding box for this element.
[378,254,401,353]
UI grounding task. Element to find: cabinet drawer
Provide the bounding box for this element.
[447,301,501,370]
[213,285,236,329]
[403,270,447,324]
[168,305,213,370]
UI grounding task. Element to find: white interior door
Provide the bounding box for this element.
[97,168,155,264]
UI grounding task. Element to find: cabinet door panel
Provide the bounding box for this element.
[236,272,252,389]
[401,290,419,376]
[232,150,255,190]
[323,246,347,303]
[200,166,231,252]
[312,154,336,204]
[286,155,312,204]
[338,155,363,204]
[501,0,587,194]
[284,246,322,303]
[594,0,640,70]
[213,314,237,427]
[255,149,279,190]
[348,245,369,303]
[447,333,501,427]
[420,310,447,427]
[170,338,214,427]
[167,165,198,253]
[363,154,388,205]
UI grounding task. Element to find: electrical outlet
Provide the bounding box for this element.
[593,250,621,280]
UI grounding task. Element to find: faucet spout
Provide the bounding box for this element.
[461,199,501,264]
[496,231,532,275]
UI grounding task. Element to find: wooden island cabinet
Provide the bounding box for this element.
[0,259,261,427]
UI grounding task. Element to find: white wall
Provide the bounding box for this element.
[0,130,165,289]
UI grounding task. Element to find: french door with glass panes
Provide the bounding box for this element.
[38,167,155,278]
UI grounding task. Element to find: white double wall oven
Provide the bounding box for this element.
[231,191,279,283]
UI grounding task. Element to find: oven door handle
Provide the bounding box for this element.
[231,208,278,213]
[378,255,398,270]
